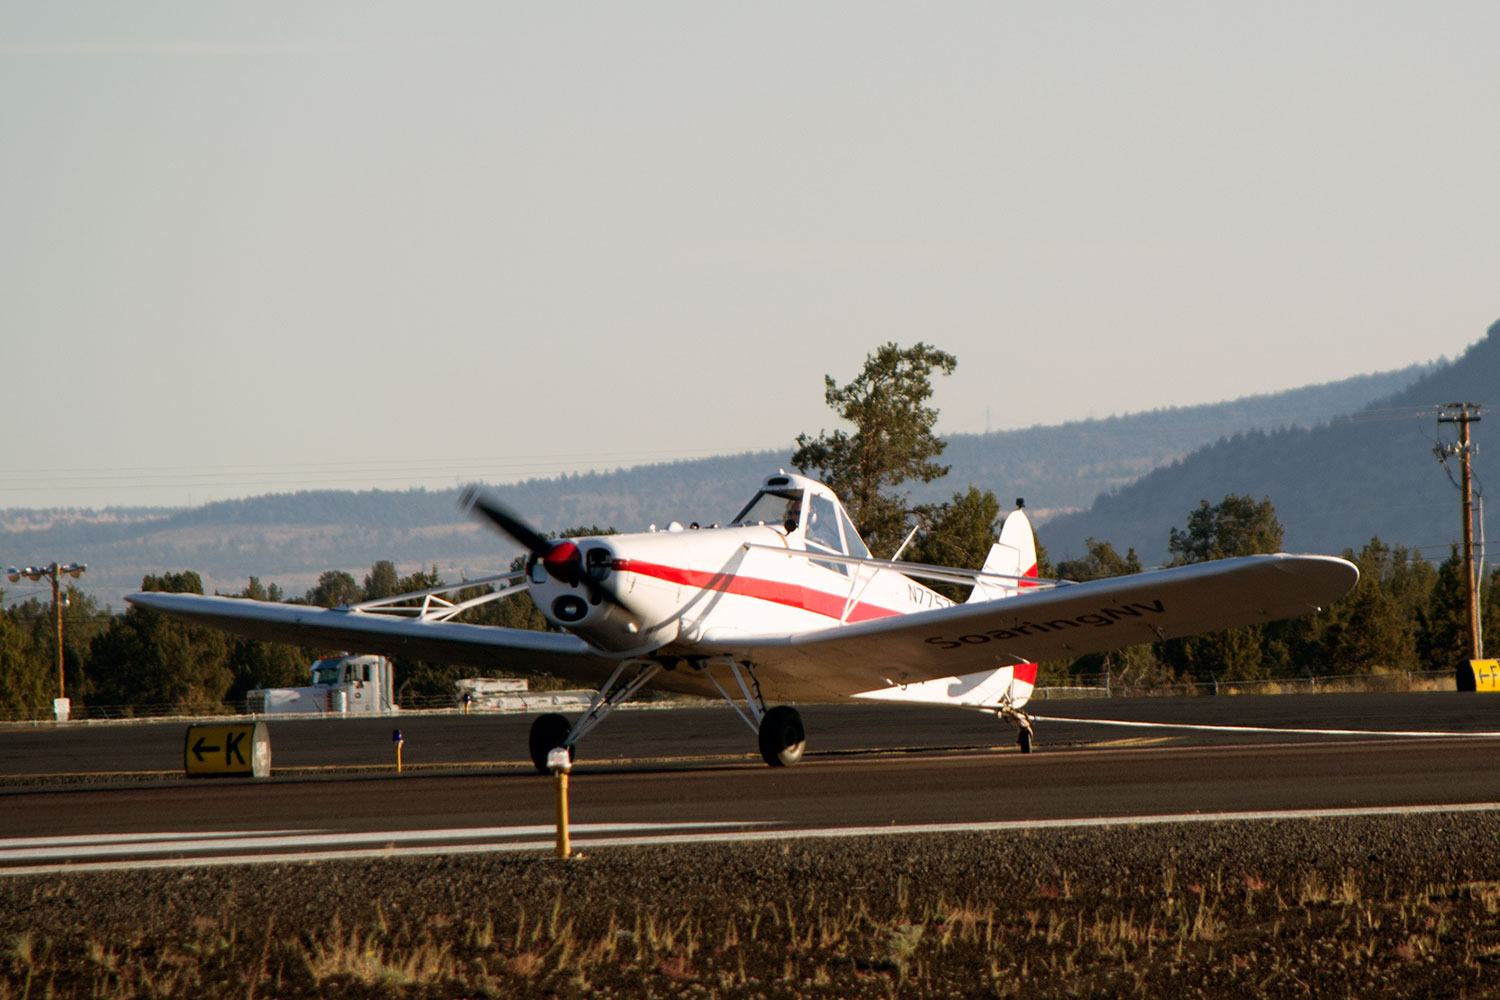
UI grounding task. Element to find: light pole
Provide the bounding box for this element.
[6,562,86,714]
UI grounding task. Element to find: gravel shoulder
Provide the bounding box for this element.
[6,811,1500,998]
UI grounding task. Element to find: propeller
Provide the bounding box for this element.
[460,486,554,562]
[460,486,625,612]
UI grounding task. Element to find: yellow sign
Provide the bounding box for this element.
[184,722,271,777]
[1459,660,1500,692]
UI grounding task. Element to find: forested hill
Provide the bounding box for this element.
[0,357,1439,609]
[1040,321,1500,565]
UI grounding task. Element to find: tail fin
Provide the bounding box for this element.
[966,505,1038,604]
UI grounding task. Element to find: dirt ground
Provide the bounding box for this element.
[6,812,1500,998]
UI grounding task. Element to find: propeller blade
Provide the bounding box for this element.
[460,487,553,558]
[460,486,637,618]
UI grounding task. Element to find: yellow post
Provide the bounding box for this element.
[554,772,570,858]
[547,747,572,859]
[393,728,404,772]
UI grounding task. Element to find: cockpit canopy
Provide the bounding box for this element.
[731,473,871,563]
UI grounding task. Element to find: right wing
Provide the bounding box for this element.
[710,553,1358,700]
[126,592,619,686]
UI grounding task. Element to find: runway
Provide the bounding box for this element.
[4,693,1500,874]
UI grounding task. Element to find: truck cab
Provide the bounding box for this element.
[248,654,396,716]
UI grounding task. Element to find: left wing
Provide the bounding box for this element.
[125,592,620,686]
[709,553,1357,700]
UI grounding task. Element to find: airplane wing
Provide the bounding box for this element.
[125,592,621,686]
[129,552,1355,704]
[709,553,1358,700]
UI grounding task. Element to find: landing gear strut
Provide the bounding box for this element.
[526,660,663,774]
[696,657,807,767]
[524,656,806,772]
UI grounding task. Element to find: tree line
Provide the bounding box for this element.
[787,342,1492,691]
[0,495,1489,718]
[1,343,1486,716]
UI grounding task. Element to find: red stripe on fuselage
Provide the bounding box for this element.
[613,559,903,623]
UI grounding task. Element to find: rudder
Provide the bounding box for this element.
[966,503,1038,604]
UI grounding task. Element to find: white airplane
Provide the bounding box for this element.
[128,471,1358,772]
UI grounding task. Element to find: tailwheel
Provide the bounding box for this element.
[529,713,574,774]
[757,705,806,767]
[998,704,1035,755]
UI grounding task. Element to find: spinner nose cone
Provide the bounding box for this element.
[542,540,583,585]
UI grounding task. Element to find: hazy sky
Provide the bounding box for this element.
[4,2,1496,510]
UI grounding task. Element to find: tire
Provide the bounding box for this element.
[529,713,574,774]
[1017,727,1033,754]
[757,705,806,767]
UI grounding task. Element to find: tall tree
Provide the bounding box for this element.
[305,570,362,609]
[6,582,104,704]
[907,486,1003,601]
[0,596,49,716]
[88,572,233,712]
[1047,539,1166,692]
[1318,539,1409,674]
[1160,496,1286,682]
[1055,538,1143,582]
[792,342,957,556]
[1418,546,1471,671]
[223,578,309,701]
[363,561,400,601]
[1167,494,1283,565]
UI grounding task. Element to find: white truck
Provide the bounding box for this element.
[247,654,397,716]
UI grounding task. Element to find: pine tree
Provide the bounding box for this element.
[792,342,957,556]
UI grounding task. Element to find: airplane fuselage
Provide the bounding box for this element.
[527,521,953,659]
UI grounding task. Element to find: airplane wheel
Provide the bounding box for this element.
[1018,728,1033,754]
[758,705,806,767]
[529,713,574,774]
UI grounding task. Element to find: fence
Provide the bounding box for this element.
[0,690,466,725]
[1034,669,1457,699]
[0,669,1464,724]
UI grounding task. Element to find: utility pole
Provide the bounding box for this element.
[1435,403,1482,661]
[6,562,86,717]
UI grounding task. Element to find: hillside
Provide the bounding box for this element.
[0,359,1439,609]
[1040,321,1500,564]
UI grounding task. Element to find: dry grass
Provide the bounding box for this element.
[7,855,1500,998]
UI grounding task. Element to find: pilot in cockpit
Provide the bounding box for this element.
[783,497,803,533]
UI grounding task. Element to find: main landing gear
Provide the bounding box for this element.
[526,657,806,774]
